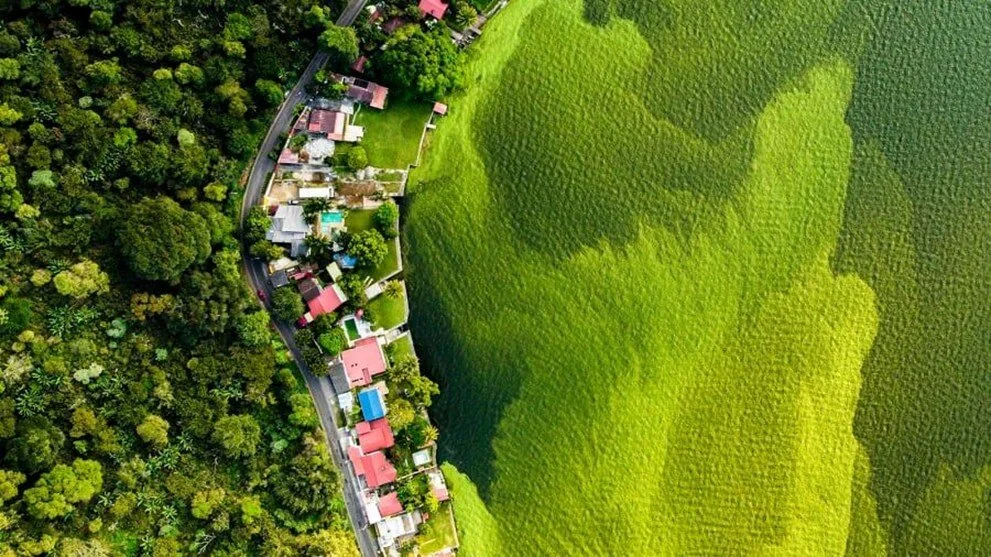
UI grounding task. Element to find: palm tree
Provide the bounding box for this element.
[384,280,403,299]
[304,235,333,264]
[303,198,332,219]
[423,425,439,445]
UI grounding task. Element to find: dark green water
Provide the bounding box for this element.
[835,0,991,550]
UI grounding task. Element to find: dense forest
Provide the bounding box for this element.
[0,0,361,555]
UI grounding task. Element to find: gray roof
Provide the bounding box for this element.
[328,360,350,394]
[265,205,310,244]
[270,270,289,288]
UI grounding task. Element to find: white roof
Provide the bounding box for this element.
[412,449,432,467]
[271,204,309,234]
[269,257,297,272]
[298,187,331,199]
[338,391,355,413]
[344,125,365,143]
[326,262,343,281]
[376,513,417,546]
[364,501,383,525]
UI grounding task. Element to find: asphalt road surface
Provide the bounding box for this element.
[239,0,377,555]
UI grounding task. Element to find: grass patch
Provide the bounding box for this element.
[415,502,459,555]
[354,99,433,168]
[346,209,400,281]
[386,334,415,363]
[367,286,407,330]
[343,318,361,342]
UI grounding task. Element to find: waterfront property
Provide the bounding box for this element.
[341,337,389,388]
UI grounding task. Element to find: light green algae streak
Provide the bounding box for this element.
[407,1,879,554]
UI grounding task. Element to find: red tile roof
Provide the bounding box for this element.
[279,148,300,164]
[342,338,387,387]
[349,448,396,488]
[433,102,448,115]
[377,492,403,517]
[419,0,449,19]
[432,484,450,502]
[356,418,394,452]
[307,286,344,317]
[309,109,347,140]
[352,55,368,74]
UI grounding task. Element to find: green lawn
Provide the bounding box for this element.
[415,502,458,555]
[386,334,415,363]
[367,286,407,330]
[346,209,400,281]
[353,99,433,169]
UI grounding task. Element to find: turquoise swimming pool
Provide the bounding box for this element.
[321,210,343,225]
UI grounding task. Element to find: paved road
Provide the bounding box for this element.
[238,1,376,556]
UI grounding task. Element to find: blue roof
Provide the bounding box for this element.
[358,389,386,421]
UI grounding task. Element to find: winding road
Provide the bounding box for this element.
[238,1,377,556]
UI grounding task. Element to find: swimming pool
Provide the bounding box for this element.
[321,210,344,225]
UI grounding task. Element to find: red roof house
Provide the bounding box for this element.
[342,337,388,387]
[349,447,397,488]
[418,0,449,19]
[352,55,368,74]
[433,102,448,115]
[307,285,346,317]
[377,492,403,517]
[308,109,347,140]
[356,418,394,452]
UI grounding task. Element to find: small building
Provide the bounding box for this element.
[412,448,433,468]
[356,418,394,452]
[265,205,309,257]
[341,337,388,388]
[278,148,300,164]
[358,386,387,421]
[419,0,449,20]
[348,447,397,488]
[342,76,389,110]
[377,492,403,518]
[329,360,351,394]
[307,284,347,317]
[376,512,420,550]
[338,391,355,414]
[352,55,369,74]
[298,186,333,199]
[326,262,343,282]
[298,277,322,302]
[433,102,448,115]
[309,109,347,139]
[269,269,290,289]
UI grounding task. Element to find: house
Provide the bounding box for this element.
[278,148,300,164]
[376,512,420,550]
[329,360,351,394]
[419,0,449,20]
[269,269,289,289]
[298,277,322,302]
[356,418,394,452]
[341,337,388,388]
[358,386,388,421]
[433,102,448,115]
[352,55,368,74]
[307,284,347,317]
[309,109,347,139]
[342,76,389,110]
[265,205,309,257]
[348,446,397,488]
[377,492,403,518]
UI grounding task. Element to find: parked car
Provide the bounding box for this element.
[257,289,267,302]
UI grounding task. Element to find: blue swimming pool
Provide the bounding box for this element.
[321,210,343,225]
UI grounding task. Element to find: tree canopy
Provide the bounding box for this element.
[376,25,466,99]
[119,197,211,282]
